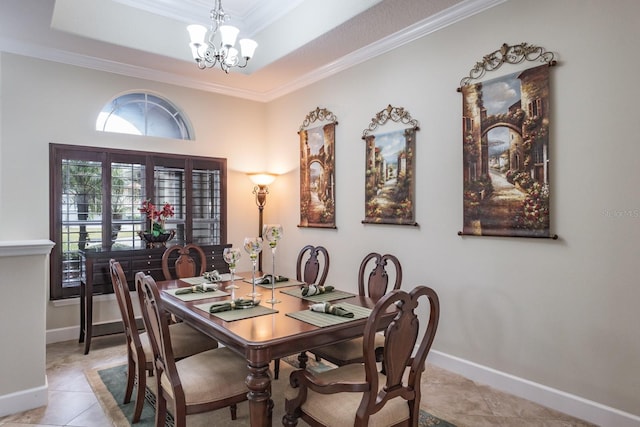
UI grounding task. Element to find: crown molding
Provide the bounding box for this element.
[1,0,506,103]
[260,0,508,101]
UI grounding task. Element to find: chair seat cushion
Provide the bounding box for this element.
[285,363,410,427]
[131,323,218,364]
[168,321,218,359]
[161,347,249,406]
[314,333,385,363]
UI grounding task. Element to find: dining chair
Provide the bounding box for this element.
[109,260,218,423]
[136,272,256,427]
[161,243,207,280]
[296,244,330,286]
[274,244,330,380]
[283,285,440,427]
[310,252,402,367]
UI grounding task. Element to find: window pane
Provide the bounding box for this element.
[111,162,147,249]
[146,97,185,139]
[97,93,145,135]
[61,159,102,288]
[193,168,221,244]
[154,165,186,241]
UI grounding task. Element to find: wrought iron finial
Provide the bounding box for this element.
[362,105,420,138]
[458,42,557,91]
[299,107,338,131]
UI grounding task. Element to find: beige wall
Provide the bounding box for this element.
[1,0,638,422]
[266,0,640,419]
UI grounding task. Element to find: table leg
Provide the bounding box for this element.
[79,281,85,343]
[245,361,273,427]
[83,285,93,355]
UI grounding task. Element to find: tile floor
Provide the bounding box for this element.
[0,334,597,427]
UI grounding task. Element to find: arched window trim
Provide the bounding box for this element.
[96,90,195,140]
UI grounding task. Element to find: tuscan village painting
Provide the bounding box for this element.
[363,127,417,225]
[299,117,336,228]
[461,64,551,237]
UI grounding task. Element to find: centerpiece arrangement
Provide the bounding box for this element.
[138,200,176,248]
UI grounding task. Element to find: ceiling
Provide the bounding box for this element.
[0,0,505,102]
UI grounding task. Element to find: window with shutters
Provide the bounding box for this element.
[49,144,226,300]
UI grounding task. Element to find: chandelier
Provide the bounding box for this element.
[187,0,258,73]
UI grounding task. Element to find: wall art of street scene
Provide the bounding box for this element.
[299,119,336,228]
[461,64,551,237]
[363,127,417,225]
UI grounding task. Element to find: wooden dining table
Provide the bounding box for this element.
[156,274,385,427]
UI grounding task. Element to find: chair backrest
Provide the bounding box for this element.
[357,252,402,302]
[109,259,143,352]
[162,243,207,280]
[135,272,182,399]
[296,245,329,286]
[358,285,440,425]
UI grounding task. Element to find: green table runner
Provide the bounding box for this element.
[163,288,229,302]
[194,302,278,321]
[286,303,371,327]
[281,287,355,302]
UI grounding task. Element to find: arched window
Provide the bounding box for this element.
[96,92,193,140]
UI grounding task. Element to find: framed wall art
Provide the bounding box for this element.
[362,105,419,226]
[458,43,558,239]
[298,107,337,228]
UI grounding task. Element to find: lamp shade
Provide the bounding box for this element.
[248,173,276,186]
[187,24,207,45]
[219,25,239,48]
[239,39,258,59]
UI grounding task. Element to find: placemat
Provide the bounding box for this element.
[280,287,356,302]
[180,273,235,285]
[163,288,229,302]
[286,303,371,327]
[194,302,278,321]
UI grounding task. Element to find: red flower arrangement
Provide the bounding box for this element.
[139,200,174,236]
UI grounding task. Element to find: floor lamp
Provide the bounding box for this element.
[248,173,276,272]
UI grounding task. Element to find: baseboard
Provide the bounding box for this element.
[46,326,79,344]
[0,380,48,418]
[428,350,640,427]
